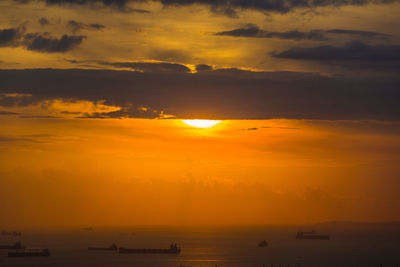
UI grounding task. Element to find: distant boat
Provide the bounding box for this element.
[8,249,50,257]
[119,243,181,254]
[0,241,25,250]
[83,227,93,231]
[296,230,330,240]
[258,240,268,247]
[88,243,118,251]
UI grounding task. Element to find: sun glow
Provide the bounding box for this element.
[182,119,222,128]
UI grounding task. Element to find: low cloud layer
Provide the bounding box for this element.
[0,68,399,120]
[100,61,191,73]
[272,41,400,62]
[216,25,389,41]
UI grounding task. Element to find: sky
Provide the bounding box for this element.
[0,0,400,228]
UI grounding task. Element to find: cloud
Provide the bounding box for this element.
[67,20,105,33]
[78,105,164,119]
[16,0,150,13]
[0,68,399,120]
[0,26,24,47]
[0,93,33,107]
[196,64,213,72]
[14,0,399,15]
[0,136,41,143]
[24,34,86,53]
[0,110,19,115]
[326,29,390,39]
[38,17,50,26]
[155,0,400,15]
[216,25,326,40]
[100,61,191,73]
[272,41,400,62]
[215,25,389,41]
[89,23,105,30]
[0,25,86,53]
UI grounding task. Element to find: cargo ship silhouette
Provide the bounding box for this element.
[0,241,24,250]
[88,243,118,251]
[119,243,181,254]
[8,249,50,257]
[296,230,330,240]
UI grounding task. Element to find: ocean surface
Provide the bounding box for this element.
[0,225,399,267]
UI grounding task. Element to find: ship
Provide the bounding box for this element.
[0,241,25,250]
[88,243,118,251]
[8,249,50,257]
[296,230,330,240]
[258,240,268,247]
[119,243,181,254]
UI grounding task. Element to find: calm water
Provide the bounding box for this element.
[0,226,399,267]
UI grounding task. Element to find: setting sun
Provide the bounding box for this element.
[182,119,222,128]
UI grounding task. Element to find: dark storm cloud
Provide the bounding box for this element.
[14,0,399,14]
[272,41,400,62]
[0,68,399,120]
[100,61,191,73]
[0,27,24,47]
[67,20,105,33]
[24,34,86,53]
[215,25,389,41]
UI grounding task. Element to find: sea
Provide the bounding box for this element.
[0,225,399,267]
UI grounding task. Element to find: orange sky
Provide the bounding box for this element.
[1,117,400,227]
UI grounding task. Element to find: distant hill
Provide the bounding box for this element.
[314,221,400,230]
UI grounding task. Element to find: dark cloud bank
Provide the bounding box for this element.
[0,68,399,120]
[14,0,400,15]
[215,25,390,41]
[273,41,400,62]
